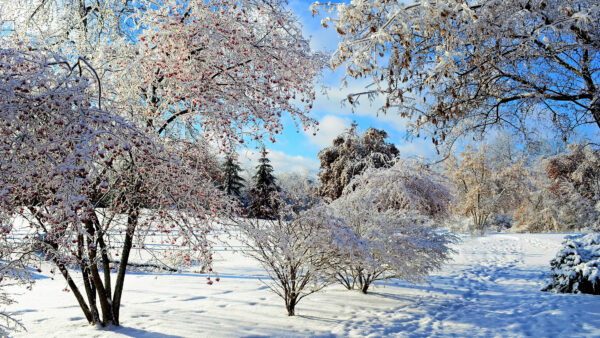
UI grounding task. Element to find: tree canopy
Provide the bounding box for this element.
[317,124,399,200]
[313,0,600,147]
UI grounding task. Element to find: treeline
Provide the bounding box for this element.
[223,126,600,235]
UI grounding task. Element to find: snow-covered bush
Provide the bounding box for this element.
[331,159,457,293]
[486,214,513,232]
[234,200,358,315]
[543,233,600,295]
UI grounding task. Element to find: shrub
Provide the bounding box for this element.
[543,233,600,295]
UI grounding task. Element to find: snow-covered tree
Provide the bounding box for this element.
[220,155,246,200]
[234,201,358,316]
[3,0,326,147]
[445,145,529,234]
[1,0,326,327]
[544,143,600,202]
[317,124,399,200]
[514,143,600,232]
[278,173,320,213]
[0,47,233,327]
[313,0,600,147]
[248,148,280,219]
[331,159,456,293]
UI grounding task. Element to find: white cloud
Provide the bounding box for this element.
[304,115,350,148]
[238,148,320,177]
[394,138,437,159]
[312,79,412,133]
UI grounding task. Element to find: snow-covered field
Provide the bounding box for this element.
[6,233,600,337]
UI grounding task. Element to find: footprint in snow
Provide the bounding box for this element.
[183,296,207,301]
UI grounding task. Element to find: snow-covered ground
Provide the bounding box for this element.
[6,233,600,337]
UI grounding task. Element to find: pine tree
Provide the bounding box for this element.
[248,148,280,219]
[220,155,246,198]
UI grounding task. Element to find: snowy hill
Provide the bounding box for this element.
[7,233,600,337]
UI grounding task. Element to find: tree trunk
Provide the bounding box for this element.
[77,235,101,325]
[92,213,113,300]
[592,95,600,131]
[83,219,117,326]
[41,235,98,325]
[286,295,297,316]
[361,282,370,294]
[112,209,138,325]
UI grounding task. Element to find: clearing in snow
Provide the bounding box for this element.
[6,233,600,337]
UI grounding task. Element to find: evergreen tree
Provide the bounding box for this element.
[220,155,246,198]
[248,148,280,219]
[317,123,399,200]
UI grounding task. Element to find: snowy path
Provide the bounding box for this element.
[339,234,600,337]
[7,233,600,337]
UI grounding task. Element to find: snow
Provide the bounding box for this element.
[544,233,600,294]
[6,233,600,337]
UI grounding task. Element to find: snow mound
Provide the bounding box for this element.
[543,233,600,295]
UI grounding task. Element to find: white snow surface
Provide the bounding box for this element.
[6,233,600,337]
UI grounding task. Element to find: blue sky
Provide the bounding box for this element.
[238,0,437,176]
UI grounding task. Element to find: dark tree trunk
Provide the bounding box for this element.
[77,235,101,325]
[286,296,297,316]
[361,282,370,294]
[592,95,600,131]
[112,209,138,325]
[83,219,116,326]
[57,261,95,324]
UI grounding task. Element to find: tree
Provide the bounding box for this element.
[445,145,529,234]
[4,0,326,146]
[544,143,600,201]
[220,155,246,199]
[313,0,600,147]
[248,148,280,219]
[514,143,600,232]
[278,172,319,213]
[317,124,399,200]
[233,197,357,316]
[1,0,325,327]
[331,159,456,293]
[0,47,233,326]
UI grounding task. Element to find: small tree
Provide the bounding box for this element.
[317,124,399,200]
[445,145,529,234]
[248,148,280,219]
[220,155,246,199]
[331,159,457,293]
[278,173,319,213]
[234,197,357,316]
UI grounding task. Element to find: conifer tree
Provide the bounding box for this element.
[248,148,280,219]
[317,123,399,200]
[220,155,246,199]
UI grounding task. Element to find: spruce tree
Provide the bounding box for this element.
[220,155,246,198]
[248,148,280,219]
